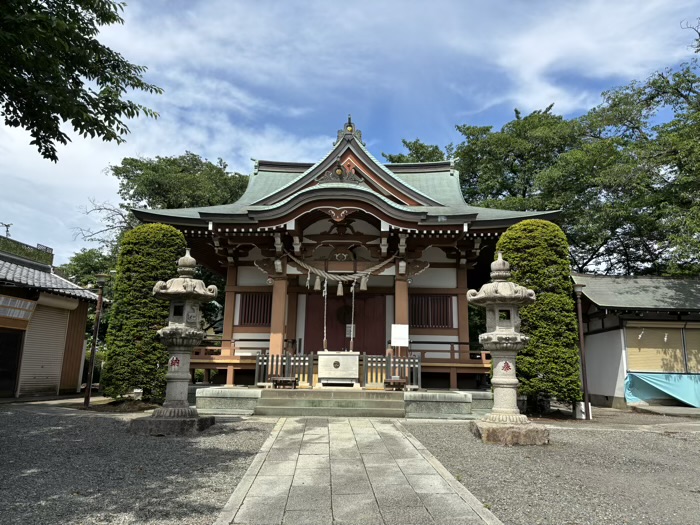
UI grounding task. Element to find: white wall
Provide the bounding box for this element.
[409,334,459,360]
[410,268,456,288]
[238,266,270,286]
[585,329,626,399]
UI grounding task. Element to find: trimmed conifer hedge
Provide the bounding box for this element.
[495,219,582,407]
[101,223,186,402]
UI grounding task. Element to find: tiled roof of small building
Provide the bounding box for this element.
[0,252,99,302]
[572,273,700,311]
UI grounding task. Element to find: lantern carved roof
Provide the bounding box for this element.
[153,248,218,301]
[467,252,536,306]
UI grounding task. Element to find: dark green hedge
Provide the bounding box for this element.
[101,224,186,402]
[496,219,582,406]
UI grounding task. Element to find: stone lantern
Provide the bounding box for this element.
[130,248,218,435]
[466,252,548,445]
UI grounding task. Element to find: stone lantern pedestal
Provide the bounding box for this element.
[467,253,549,446]
[130,249,217,436]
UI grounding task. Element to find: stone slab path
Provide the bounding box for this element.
[214,417,502,525]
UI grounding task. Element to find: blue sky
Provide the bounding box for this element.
[0,0,697,265]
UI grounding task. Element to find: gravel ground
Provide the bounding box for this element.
[0,404,275,525]
[404,411,700,525]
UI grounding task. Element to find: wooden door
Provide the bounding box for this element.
[304,294,386,355]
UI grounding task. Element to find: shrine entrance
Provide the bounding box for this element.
[304,294,386,355]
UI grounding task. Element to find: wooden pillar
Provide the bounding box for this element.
[286,287,298,352]
[394,276,409,355]
[226,365,235,386]
[222,265,237,356]
[457,265,470,362]
[269,277,288,355]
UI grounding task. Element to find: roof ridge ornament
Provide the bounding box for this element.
[315,158,363,185]
[336,114,364,145]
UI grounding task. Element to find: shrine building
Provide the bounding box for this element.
[133,118,556,389]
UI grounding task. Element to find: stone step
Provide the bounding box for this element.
[256,398,405,409]
[260,389,404,400]
[254,406,406,417]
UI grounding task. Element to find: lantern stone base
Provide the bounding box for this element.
[129,415,215,436]
[470,420,549,446]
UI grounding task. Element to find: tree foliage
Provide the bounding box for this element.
[496,220,582,407]
[455,105,583,209]
[101,223,186,402]
[382,139,451,163]
[77,152,248,249]
[113,152,249,210]
[0,0,161,161]
[57,248,114,287]
[383,31,700,276]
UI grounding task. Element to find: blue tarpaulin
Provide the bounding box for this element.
[625,373,700,408]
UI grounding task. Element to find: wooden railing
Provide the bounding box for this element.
[390,340,490,362]
[363,355,421,388]
[255,354,314,385]
[253,353,422,389]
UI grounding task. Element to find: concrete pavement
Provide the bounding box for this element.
[214,417,501,525]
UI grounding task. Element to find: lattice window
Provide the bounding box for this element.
[238,293,272,326]
[409,295,452,328]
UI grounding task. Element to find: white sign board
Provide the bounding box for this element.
[391,324,409,347]
[345,324,355,338]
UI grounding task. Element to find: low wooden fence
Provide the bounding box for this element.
[254,353,422,389]
[363,355,421,388]
[254,354,314,385]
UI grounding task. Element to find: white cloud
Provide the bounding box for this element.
[446,0,697,112]
[1,0,696,265]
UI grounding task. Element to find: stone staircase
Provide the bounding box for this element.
[254,389,405,417]
[195,386,493,419]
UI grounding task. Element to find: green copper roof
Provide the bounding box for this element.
[132,118,559,228]
[572,274,700,311]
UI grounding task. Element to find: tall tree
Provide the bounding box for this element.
[77,152,249,248]
[496,220,582,410]
[454,105,583,210]
[0,0,161,161]
[101,223,186,402]
[57,248,114,287]
[382,139,451,163]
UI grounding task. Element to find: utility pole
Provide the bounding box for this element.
[573,283,591,420]
[84,273,108,408]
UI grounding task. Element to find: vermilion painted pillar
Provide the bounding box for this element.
[222,265,237,356]
[269,277,288,355]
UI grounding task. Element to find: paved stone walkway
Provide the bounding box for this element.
[214,417,501,525]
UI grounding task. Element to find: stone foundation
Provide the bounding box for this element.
[196,387,262,415]
[404,391,472,419]
[470,420,549,446]
[129,416,215,436]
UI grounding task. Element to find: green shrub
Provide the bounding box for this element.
[101,224,186,402]
[496,219,582,408]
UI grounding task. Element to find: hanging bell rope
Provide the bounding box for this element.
[322,278,328,350]
[349,278,356,351]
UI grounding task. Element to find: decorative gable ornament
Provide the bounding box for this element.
[315,161,363,185]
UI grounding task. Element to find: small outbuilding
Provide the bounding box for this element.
[573,274,700,409]
[0,236,98,397]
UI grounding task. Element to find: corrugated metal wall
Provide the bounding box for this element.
[17,305,69,395]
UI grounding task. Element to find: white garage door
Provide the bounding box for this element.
[17,305,69,395]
